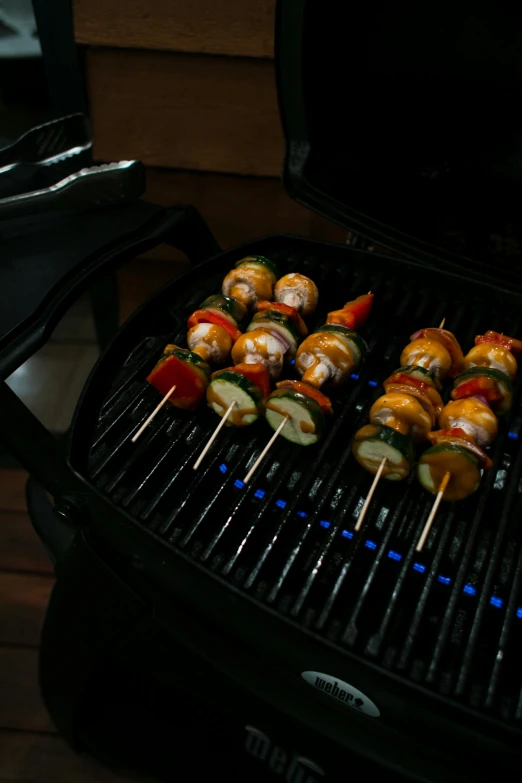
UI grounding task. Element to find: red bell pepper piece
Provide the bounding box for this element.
[276,380,333,415]
[387,372,429,390]
[451,376,501,404]
[256,301,308,336]
[147,354,206,411]
[474,330,522,358]
[187,309,241,342]
[326,294,374,330]
[341,293,374,328]
[229,363,271,398]
[326,309,356,328]
[428,428,470,443]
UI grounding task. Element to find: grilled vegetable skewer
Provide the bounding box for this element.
[354,326,460,479]
[263,295,372,446]
[194,276,319,469]
[415,328,521,550]
[243,293,374,483]
[352,323,464,530]
[136,261,277,445]
[417,330,518,502]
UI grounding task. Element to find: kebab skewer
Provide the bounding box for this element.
[352,323,459,529]
[242,294,373,484]
[138,257,278,443]
[259,294,373,450]
[195,269,319,467]
[415,330,520,550]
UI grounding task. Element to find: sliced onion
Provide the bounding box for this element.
[268,330,290,354]
[473,394,491,409]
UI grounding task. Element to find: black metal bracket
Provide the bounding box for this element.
[0,381,82,499]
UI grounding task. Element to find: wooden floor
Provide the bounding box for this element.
[0,262,178,781]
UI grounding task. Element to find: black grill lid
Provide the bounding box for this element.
[276,1,522,284]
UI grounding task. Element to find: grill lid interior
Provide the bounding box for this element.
[276,0,522,282]
[73,237,522,732]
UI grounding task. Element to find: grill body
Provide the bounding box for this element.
[42,234,522,782]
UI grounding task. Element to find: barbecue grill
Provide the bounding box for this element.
[2,2,522,781]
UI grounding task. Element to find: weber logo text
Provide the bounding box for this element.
[245,725,324,782]
[314,676,363,707]
[301,671,380,718]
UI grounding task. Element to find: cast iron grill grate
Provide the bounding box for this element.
[85,241,522,728]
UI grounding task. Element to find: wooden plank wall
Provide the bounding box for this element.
[73,0,346,253]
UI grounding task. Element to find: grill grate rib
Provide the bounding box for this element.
[83,240,522,728]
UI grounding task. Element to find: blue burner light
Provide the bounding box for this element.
[254,489,266,500]
[319,520,331,529]
[342,530,353,539]
[234,479,245,490]
[275,499,287,509]
[413,563,426,574]
[388,550,402,562]
[365,540,377,550]
[219,463,228,473]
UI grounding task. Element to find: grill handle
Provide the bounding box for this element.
[0,202,220,535]
[0,202,221,380]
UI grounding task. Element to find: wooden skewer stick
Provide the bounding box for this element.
[243,415,289,485]
[438,317,446,329]
[416,471,451,552]
[131,385,176,443]
[193,400,237,471]
[355,456,387,531]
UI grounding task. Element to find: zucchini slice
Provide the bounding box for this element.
[265,388,324,446]
[315,324,367,365]
[417,443,481,501]
[236,255,278,279]
[451,366,513,416]
[352,424,414,481]
[247,310,301,356]
[391,364,441,391]
[207,370,262,426]
[200,294,247,324]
